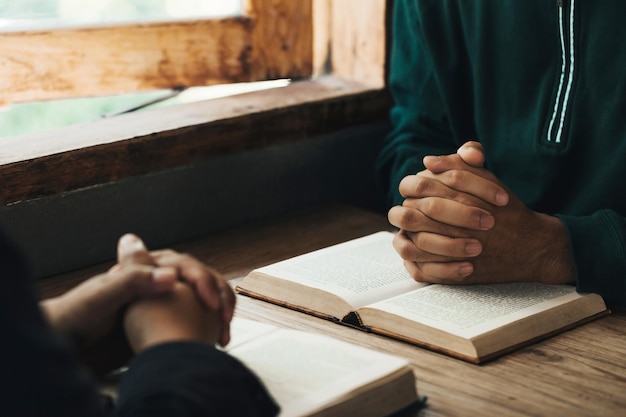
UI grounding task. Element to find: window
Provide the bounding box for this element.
[0,0,243,30]
[1,0,249,138]
[0,0,389,206]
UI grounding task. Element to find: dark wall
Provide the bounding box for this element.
[0,122,390,278]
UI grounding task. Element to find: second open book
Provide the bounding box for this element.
[224,317,420,417]
[236,231,609,363]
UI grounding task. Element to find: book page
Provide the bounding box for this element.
[227,321,412,417]
[223,316,279,349]
[367,282,582,338]
[255,232,424,308]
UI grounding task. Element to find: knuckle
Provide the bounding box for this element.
[399,207,418,226]
[400,175,437,198]
[411,176,431,196]
[422,197,442,215]
[445,170,466,188]
[393,206,419,229]
[393,235,416,260]
[404,260,425,281]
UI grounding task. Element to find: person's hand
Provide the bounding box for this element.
[41,234,235,349]
[124,281,221,353]
[387,142,508,280]
[144,247,235,347]
[40,235,179,348]
[388,142,576,285]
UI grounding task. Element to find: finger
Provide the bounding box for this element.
[402,173,498,209]
[388,206,473,237]
[108,264,178,300]
[421,156,509,206]
[217,280,236,323]
[117,235,178,296]
[219,320,232,347]
[414,232,482,258]
[403,197,495,230]
[392,230,462,263]
[403,260,426,282]
[191,271,221,311]
[457,141,485,167]
[154,254,234,347]
[117,234,155,266]
[418,261,474,283]
[420,167,508,207]
[152,250,236,345]
[146,267,179,294]
[403,260,474,283]
[45,264,161,337]
[399,174,468,201]
[214,280,235,347]
[151,250,221,310]
[422,145,485,173]
[137,257,229,346]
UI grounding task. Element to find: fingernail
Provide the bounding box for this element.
[152,267,177,284]
[459,264,474,276]
[495,191,509,206]
[480,214,495,229]
[465,241,482,256]
[120,234,145,250]
[423,155,441,164]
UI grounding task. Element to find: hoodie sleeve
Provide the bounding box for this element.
[556,211,626,307]
[0,227,279,417]
[116,342,279,417]
[375,0,462,207]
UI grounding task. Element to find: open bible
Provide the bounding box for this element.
[223,317,421,417]
[236,232,609,363]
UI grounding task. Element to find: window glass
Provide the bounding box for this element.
[0,0,242,31]
[0,0,254,138]
[0,80,290,139]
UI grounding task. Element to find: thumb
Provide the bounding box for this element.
[118,233,155,266]
[116,234,178,296]
[457,141,485,167]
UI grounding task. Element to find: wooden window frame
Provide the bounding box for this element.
[0,0,390,206]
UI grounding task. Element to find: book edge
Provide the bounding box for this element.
[363,308,610,364]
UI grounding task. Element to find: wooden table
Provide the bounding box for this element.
[40,203,626,417]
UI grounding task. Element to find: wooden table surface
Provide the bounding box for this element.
[40,203,626,417]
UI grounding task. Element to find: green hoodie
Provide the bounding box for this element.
[376,0,626,306]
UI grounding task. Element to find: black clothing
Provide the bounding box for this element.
[0,229,278,417]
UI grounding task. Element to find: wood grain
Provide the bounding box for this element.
[312,0,332,77]
[0,77,391,205]
[245,0,313,81]
[330,0,387,87]
[38,203,626,417]
[0,0,313,105]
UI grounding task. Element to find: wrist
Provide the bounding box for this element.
[531,213,576,285]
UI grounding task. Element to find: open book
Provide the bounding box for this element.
[223,317,421,417]
[236,232,609,363]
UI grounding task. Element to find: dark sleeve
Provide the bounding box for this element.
[0,230,106,417]
[375,0,460,207]
[116,342,279,417]
[556,211,626,307]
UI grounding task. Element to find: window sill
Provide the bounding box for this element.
[1,76,391,206]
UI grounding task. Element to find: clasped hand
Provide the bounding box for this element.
[41,234,235,356]
[388,141,575,285]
